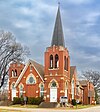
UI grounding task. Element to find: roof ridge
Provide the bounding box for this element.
[29,59,44,67]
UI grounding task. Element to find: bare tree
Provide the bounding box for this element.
[82,70,100,92]
[0,30,29,88]
[82,70,100,103]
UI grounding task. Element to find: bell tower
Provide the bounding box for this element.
[44,6,71,102]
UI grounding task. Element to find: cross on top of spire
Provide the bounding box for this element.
[58,1,60,7]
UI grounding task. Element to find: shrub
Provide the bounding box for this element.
[27,97,43,105]
[71,99,76,106]
[20,96,24,105]
[13,97,43,105]
[27,97,35,105]
[13,97,21,104]
[34,97,43,105]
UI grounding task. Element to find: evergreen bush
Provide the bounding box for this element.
[13,97,21,104]
[13,97,43,105]
[71,99,76,105]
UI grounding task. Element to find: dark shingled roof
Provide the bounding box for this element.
[51,6,65,47]
[79,80,88,86]
[30,60,44,80]
[70,66,76,80]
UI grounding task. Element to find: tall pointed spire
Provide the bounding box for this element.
[51,5,65,47]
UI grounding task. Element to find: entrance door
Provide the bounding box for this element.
[12,89,16,101]
[50,88,57,102]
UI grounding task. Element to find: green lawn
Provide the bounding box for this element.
[0,109,22,112]
[73,104,96,109]
[64,104,97,110]
[11,104,97,109]
[56,104,97,110]
[11,104,38,108]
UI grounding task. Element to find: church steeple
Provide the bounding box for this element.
[51,6,65,47]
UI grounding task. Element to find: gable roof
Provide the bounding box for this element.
[79,80,88,86]
[51,6,65,47]
[30,60,44,79]
[70,66,76,80]
[14,60,44,87]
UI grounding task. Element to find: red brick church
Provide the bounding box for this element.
[8,6,95,105]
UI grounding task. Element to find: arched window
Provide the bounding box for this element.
[11,82,16,101]
[65,82,68,89]
[40,84,44,97]
[65,82,68,97]
[12,83,15,89]
[26,74,36,84]
[19,84,24,97]
[30,63,32,71]
[48,79,59,88]
[15,69,17,77]
[66,58,68,71]
[51,81,57,88]
[12,70,14,77]
[50,55,53,69]
[72,80,74,99]
[64,56,67,70]
[55,54,59,68]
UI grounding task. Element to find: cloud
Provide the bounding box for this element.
[84,12,100,27]
[14,20,32,28]
[66,0,94,5]
[0,0,100,73]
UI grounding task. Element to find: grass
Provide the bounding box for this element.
[11,104,97,110]
[10,104,97,109]
[73,104,97,109]
[0,104,98,112]
[56,104,97,110]
[0,109,22,112]
[11,104,38,108]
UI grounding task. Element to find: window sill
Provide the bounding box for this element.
[26,83,36,85]
[49,68,59,70]
[11,76,17,78]
[64,70,68,72]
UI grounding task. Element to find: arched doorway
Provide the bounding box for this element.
[11,83,16,101]
[65,82,68,97]
[50,80,58,102]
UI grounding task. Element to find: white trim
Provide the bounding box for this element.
[31,62,44,82]
[26,73,36,84]
[15,60,44,88]
[14,62,29,87]
[18,83,24,88]
[39,82,44,88]
[11,82,16,89]
[48,79,59,88]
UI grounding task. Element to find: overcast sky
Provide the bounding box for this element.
[0,0,100,73]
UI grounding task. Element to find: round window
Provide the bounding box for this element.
[29,76,35,84]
